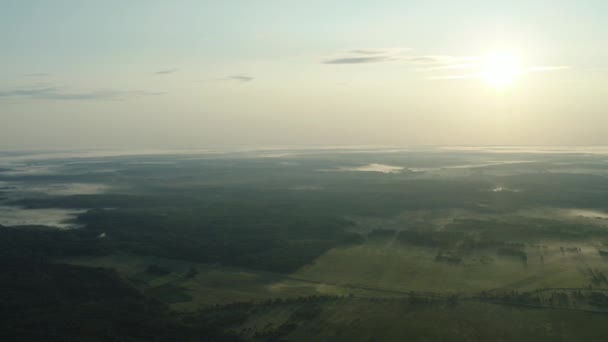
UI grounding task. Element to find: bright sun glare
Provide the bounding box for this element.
[481,51,522,89]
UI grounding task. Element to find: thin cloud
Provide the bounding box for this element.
[324,56,391,64]
[324,48,406,64]
[349,49,386,55]
[195,74,255,83]
[154,68,179,75]
[0,86,163,101]
[330,49,572,83]
[348,48,411,55]
[228,75,255,82]
[324,49,476,67]
[404,56,449,63]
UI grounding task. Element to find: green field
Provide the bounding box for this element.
[290,238,604,294]
[269,299,608,342]
[64,229,608,314]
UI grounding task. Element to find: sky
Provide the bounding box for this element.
[1,0,607,149]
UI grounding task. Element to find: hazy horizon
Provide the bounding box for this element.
[2,1,608,149]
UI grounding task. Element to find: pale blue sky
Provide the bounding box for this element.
[1,1,607,148]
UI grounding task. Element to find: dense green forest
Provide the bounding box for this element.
[2,149,608,341]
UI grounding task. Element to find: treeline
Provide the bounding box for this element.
[0,225,248,341]
[0,258,243,342]
[370,227,529,260]
[74,205,360,273]
[188,295,345,341]
[0,224,104,261]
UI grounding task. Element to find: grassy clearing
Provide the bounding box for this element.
[63,254,322,311]
[280,299,608,342]
[287,237,608,294]
[63,234,608,313]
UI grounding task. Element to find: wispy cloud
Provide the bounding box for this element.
[349,48,411,55]
[0,86,163,101]
[196,74,255,83]
[227,75,255,82]
[324,48,477,67]
[325,56,391,64]
[403,55,466,64]
[329,48,571,83]
[348,49,389,55]
[154,68,179,75]
[324,48,404,64]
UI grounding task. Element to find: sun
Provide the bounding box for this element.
[481,51,522,89]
